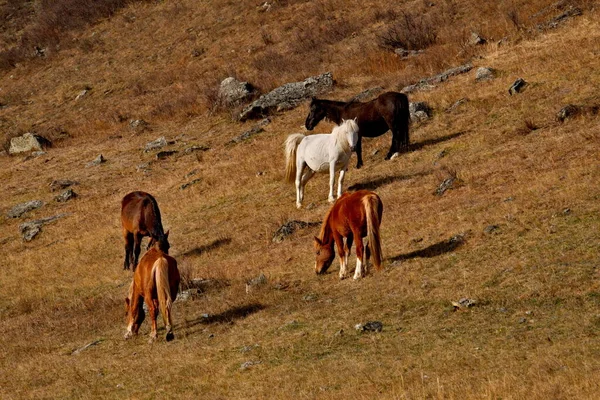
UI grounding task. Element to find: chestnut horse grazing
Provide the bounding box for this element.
[305,92,410,169]
[125,243,180,342]
[121,191,170,271]
[314,190,383,280]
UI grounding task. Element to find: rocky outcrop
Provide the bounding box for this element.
[239,72,334,121]
[8,133,51,155]
[401,64,473,93]
[219,77,255,107]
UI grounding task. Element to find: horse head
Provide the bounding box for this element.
[149,230,170,253]
[341,118,359,152]
[305,98,327,130]
[314,236,335,274]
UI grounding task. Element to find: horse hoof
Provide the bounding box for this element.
[296,203,302,209]
[165,332,174,342]
[328,197,335,203]
[389,152,400,160]
[124,332,132,340]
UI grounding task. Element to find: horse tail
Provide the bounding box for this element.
[284,134,305,184]
[152,257,174,335]
[396,93,410,148]
[363,193,383,270]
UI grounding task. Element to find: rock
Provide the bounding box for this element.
[23,151,47,161]
[355,321,383,332]
[394,48,424,59]
[229,118,271,144]
[469,32,487,46]
[409,102,432,122]
[401,63,473,93]
[239,72,334,121]
[184,145,210,154]
[445,98,469,113]
[86,154,106,167]
[55,189,77,202]
[556,104,599,122]
[245,273,267,293]
[136,163,151,173]
[348,87,384,103]
[129,119,149,132]
[75,89,88,101]
[475,67,495,81]
[144,136,169,152]
[508,78,527,95]
[156,150,178,160]
[19,213,70,241]
[434,177,455,196]
[240,360,261,370]
[452,298,476,310]
[484,224,500,234]
[180,178,201,190]
[8,133,51,155]
[71,339,102,355]
[49,179,79,192]
[218,77,255,108]
[7,200,44,218]
[272,220,320,243]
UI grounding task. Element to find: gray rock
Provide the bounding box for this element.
[484,224,500,234]
[348,87,384,103]
[475,67,496,81]
[272,220,320,243]
[86,154,106,167]
[239,72,334,121]
[218,77,255,107]
[556,104,599,122]
[409,102,432,122]
[55,189,77,202]
[401,64,473,93]
[129,119,149,132]
[49,179,79,192]
[240,360,261,370]
[156,150,178,160]
[7,200,44,218]
[8,133,51,155]
[19,213,70,241]
[469,32,487,46]
[355,321,383,332]
[508,78,527,95]
[229,118,271,144]
[144,136,168,152]
[75,89,88,101]
[394,48,424,59]
[184,145,210,154]
[245,273,267,293]
[180,178,201,190]
[434,177,455,196]
[452,298,476,309]
[445,97,469,113]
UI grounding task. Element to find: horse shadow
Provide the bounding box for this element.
[179,303,265,335]
[348,170,430,192]
[178,237,232,258]
[388,234,465,263]
[406,130,468,152]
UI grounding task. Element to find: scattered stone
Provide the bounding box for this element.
[452,298,476,310]
[55,189,77,202]
[401,63,473,93]
[434,177,456,196]
[348,87,384,103]
[541,5,582,30]
[218,77,256,108]
[272,220,320,243]
[50,179,79,192]
[184,145,210,154]
[245,273,267,293]
[75,89,88,101]
[508,78,527,95]
[302,293,317,302]
[229,118,271,144]
[177,288,202,301]
[8,133,51,155]
[136,163,151,173]
[409,102,432,122]
[71,339,102,355]
[394,48,424,59]
[445,98,469,113]
[469,32,487,46]
[180,178,201,190]
[240,344,259,353]
[475,67,496,81]
[86,154,106,167]
[7,200,44,218]
[240,360,261,370]
[23,151,47,161]
[129,119,149,132]
[156,150,178,160]
[556,104,599,122]
[484,224,500,234]
[355,321,383,332]
[498,307,508,313]
[239,72,334,121]
[144,136,169,152]
[19,213,70,241]
[518,317,528,324]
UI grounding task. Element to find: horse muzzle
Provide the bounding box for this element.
[350,145,356,152]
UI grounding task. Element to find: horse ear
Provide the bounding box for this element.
[164,230,169,238]
[314,236,322,246]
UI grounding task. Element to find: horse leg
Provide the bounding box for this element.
[146,297,158,343]
[333,233,347,280]
[337,167,346,199]
[353,233,366,280]
[123,230,133,270]
[132,233,143,272]
[344,234,353,274]
[355,137,363,169]
[328,162,336,203]
[297,167,314,209]
[124,293,139,339]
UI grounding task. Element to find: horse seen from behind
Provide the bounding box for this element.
[305,91,410,169]
[124,241,180,342]
[284,118,359,209]
[314,190,383,280]
[121,191,170,271]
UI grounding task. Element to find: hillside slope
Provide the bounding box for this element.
[1,1,599,398]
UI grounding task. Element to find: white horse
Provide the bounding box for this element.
[284,119,359,209]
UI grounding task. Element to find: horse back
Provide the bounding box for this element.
[133,248,179,299]
[121,191,160,234]
[330,191,373,237]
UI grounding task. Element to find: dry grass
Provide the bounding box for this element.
[1,0,600,398]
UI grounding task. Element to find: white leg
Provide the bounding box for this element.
[295,160,305,209]
[328,162,336,203]
[339,255,347,279]
[353,257,363,280]
[337,168,346,198]
[298,168,314,209]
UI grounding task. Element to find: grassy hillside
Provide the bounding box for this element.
[1,0,599,398]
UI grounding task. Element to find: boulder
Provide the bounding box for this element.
[50,179,79,192]
[229,118,271,144]
[409,102,432,122]
[508,78,527,95]
[218,77,255,107]
[475,67,496,81]
[469,32,487,46]
[239,72,334,121]
[86,154,106,167]
[8,133,51,155]
[401,63,473,93]
[7,200,44,218]
[19,213,70,241]
[55,189,77,202]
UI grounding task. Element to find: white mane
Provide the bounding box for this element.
[331,119,359,153]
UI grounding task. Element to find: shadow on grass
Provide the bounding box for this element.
[348,170,430,191]
[389,234,466,263]
[178,237,232,258]
[180,303,266,331]
[407,130,468,152]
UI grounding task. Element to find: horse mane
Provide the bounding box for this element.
[331,119,358,153]
[147,196,165,240]
[317,205,335,246]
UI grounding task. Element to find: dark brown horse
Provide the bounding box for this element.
[314,190,383,280]
[121,191,170,271]
[124,243,180,342]
[305,91,410,168]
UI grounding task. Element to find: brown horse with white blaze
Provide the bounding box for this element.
[314,190,383,280]
[121,191,170,271]
[125,242,180,342]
